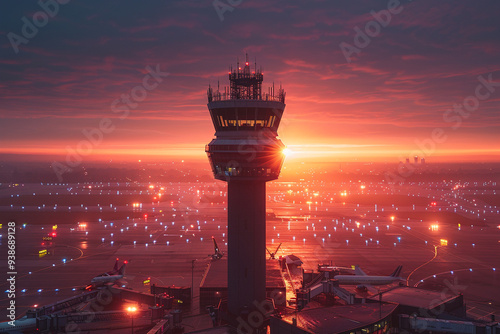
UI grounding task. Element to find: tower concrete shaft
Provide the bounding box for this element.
[205,55,286,317]
[227,180,266,313]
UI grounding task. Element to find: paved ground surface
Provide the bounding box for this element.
[0,180,498,332]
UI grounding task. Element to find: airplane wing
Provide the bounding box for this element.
[354,265,367,276]
[365,284,378,294]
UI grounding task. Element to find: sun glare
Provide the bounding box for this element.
[282,148,293,157]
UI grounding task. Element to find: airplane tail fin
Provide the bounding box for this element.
[390,265,402,277]
[212,237,219,253]
[118,261,127,276]
[354,265,367,276]
[113,258,120,272]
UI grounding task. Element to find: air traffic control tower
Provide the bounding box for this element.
[206,55,286,318]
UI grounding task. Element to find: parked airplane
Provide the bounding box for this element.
[209,237,224,261]
[0,317,36,333]
[334,265,403,286]
[91,260,127,284]
[266,243,282,259]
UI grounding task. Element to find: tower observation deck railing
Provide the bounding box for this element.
[208,90,285,103]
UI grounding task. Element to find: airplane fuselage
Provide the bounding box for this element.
[91,274,123,284]
[333,275,401,285]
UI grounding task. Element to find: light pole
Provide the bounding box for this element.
[192,259,196,300]
[126,306,137,334]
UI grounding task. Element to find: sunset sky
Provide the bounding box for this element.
[1,0,500,164]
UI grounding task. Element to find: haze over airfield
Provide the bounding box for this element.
[1,0,500,164]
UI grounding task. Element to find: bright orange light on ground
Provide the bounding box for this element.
[440,239,448,246]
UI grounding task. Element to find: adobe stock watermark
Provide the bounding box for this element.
[413,276,467,333]
[51,64,169,181]
[66,287,122,333]
[7,0,70,54]
[6,222,17,328]
[385,72,500,185]
[236,290,285,334]
[339,0,408,63]
[213,0,243,21]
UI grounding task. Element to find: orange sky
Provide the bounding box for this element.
[1,1,500,165]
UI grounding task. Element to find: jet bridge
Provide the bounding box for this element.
[296,274,364,309]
